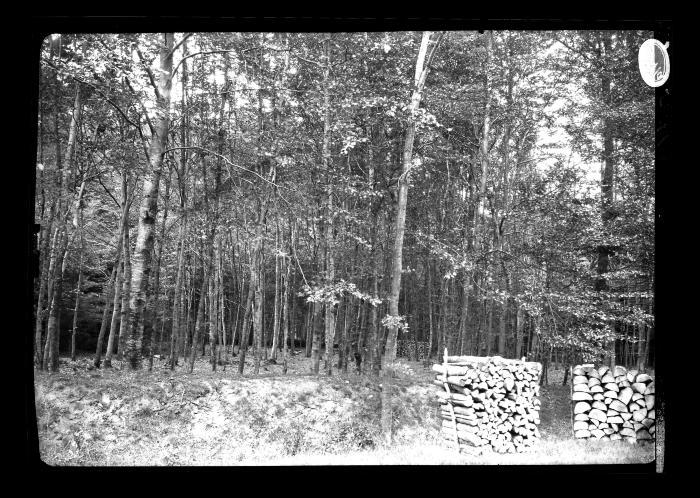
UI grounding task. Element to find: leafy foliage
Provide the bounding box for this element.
[35,29,654,371]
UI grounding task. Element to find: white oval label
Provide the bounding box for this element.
[638,39,670,87]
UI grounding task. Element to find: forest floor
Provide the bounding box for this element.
[32,351,658,466]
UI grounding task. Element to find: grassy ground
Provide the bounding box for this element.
[32,351,657,466]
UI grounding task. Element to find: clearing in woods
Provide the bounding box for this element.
[32,352,656,466]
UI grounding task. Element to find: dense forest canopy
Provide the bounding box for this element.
[33,30,655,388]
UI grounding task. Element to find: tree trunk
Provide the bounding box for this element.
[230,240,242,356]
[40,227,60,368]
[426,258,434,360]
[237,273,255,374]
[355,291,367,371]
[144,166,172,371]
[123,33,174,370]
[367,211,382,375]
[70,243,84,362]
[183,269,193,358]
[34,100,57,367]
[249,201,267,375]
[342,295,352,373]
[102,169,134,368]
[170,38,190,369]
[271,236,281,362]
[252,255,264,375]
[94,226,123,368]
[281,253,291,374]
[34,212,55,367]
[39,73,64,371]
[188,258,212,374]
[498,301,507,357]
[458,275,470,355]
[470,31,494,297]
[209,234,220,371]
[595,33,616,370]
[311,301,323,374]
[515,304,524,359]
[169,213,186,369]
[43,229,67,372]
[382,31,439,444]
[464,32,494,360]
[369,276,381,375]
[304,303,313,358]
[116,215,132,361]
[441,272,450,356]
[220,247,228,367]
[70,175,88,362]
[103,240,125,368]
[289,264,297,356]
[319,34,337,377]
[486,298,495,356]
[44,83,83,372]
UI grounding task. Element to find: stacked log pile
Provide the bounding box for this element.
[433,354,543,454]
[571,364,655,443]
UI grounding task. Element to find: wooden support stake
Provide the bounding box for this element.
[443,347,459,450]
[569,365,575,437]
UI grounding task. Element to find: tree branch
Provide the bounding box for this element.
[96,174,121,208]
[294,53,323,68]
[170,48,255,79]
[169,33,193,59]
[41,57,141,132]
[553,35,601,70]
[161,146,295,197]
[135,43,162,102]
[90,38,154,141]
[122,75,155,139]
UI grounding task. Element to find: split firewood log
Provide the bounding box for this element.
[609,399,629,413]
[588,409,607,423]
[601,372,615,384]
[632,408,648,422]
[613,365,627,377]
[592,400,608,411]
[644,394,655,410]
[572,391,593,401]
[636,373,652,384]
[574,401,591,414]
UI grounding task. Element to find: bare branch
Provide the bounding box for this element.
[161,146,295,197]
[96,174,121,208]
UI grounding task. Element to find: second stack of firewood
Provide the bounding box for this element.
[572,364,655,443]
[434,355,542,454]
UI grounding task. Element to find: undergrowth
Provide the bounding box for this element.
[33,353,657,466]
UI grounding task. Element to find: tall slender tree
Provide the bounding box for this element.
[44,83,82,372]
[123,33,175,369]
[382,31,442,443]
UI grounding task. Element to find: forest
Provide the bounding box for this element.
[31,28,657,465]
